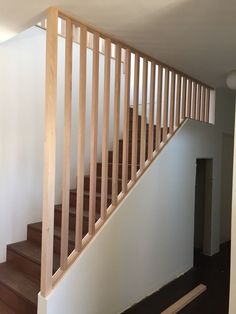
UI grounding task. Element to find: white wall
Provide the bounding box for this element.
[0,27,45,262]
[0,26,125,262]
[215,89,235,244]
[38,113,229,314]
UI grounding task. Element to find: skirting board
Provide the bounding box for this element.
[161,284,207,314]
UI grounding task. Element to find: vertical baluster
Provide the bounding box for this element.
[131,54,139,182]
[75,25,87,250]
[41,7,58,297]
[60,18,73,270]
[163,68,169,142]
[88,32,99,235]
[201,86,206,122]
[181,77,187,120]
[205,88,210,123]
[192,82,197,119]
[175,74,181,128]
[155,65,163,149]
[197,84,202,121]
[122,49,131,192]
[100,38,111,220]
[169,71,176,134]
[112,44,121,206]
[148,62,155,161]
[140,58,148,171]
[186,79,192,118]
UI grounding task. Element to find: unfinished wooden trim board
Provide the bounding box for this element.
[161,284,207,314]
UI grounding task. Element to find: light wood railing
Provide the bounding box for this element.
[41,7,213,297]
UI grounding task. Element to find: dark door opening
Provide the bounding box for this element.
[194,159,213,263]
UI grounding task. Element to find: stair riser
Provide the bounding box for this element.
[7,249,40,282]
[129,120,157,128]
[84,177,122,195]
[54,209,102,235]
[129,127,163,143]
[54,210,90,233]
[0,284,36,314]
[27,226,75,255]
[118,140,155,154]
[108,149,148,163]
[96,163,132,179]
[96,163,140,179]
[123,127,158,143]
[127,133,157,145]
[54,210,77,230]
[69,193,112,211]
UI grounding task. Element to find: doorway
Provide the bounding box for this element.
[194,158,213,262]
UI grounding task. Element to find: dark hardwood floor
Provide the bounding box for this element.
[123,242,230,314]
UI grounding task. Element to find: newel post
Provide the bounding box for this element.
[41,7,58,297]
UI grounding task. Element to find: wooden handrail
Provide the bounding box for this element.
[41,7,214,297]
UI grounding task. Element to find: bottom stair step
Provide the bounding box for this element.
[0,263,39,314]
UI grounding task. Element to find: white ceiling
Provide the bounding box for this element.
[1,0,236,87]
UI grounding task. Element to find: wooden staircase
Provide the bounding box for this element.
[0,8,212,312]
[0,108,156,314]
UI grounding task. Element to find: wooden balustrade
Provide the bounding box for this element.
[41,7,213,297]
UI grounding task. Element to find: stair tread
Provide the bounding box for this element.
[84,175,122,182]
[7,240,60,271]
[71,190,112,199]
[0,299,15,314]
[55,204,76,215]
[55,205,100,220]
[28,222,75,244]
[97,161,134,167]
[0,263,39,305]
